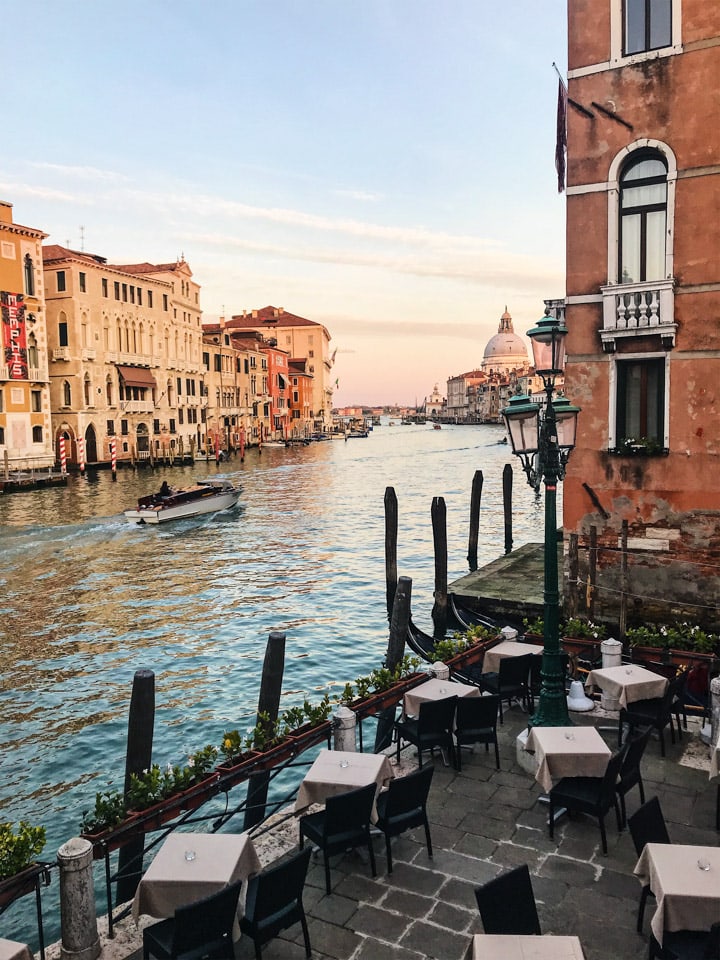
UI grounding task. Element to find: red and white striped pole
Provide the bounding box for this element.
[58,436,67,475]
[240,427,245,462]
[214,430,220,464]
[110,437,117,482]
[77,437,86,477]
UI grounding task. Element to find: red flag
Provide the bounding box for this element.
[555,77,568,193]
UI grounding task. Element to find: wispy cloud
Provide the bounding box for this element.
[30,163,130,182]
[0,181,89,204]
[333,188,382,202]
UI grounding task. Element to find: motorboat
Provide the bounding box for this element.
[124,479,239,524]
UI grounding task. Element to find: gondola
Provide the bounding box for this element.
[448,594,502,633]
[406,616,487,686]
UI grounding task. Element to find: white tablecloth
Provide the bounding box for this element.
[403,677,479,718]
[482,641,543,675]
[0,941,33,960]
[472,934,586,959]
[294,749,393,820]
[634,842,720,945]
[132,831,261,923]
[524,726,611,793]
[584,664,668,709]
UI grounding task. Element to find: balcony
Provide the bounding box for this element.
[120,400,155,414]
[117,352,152,366]
[52,347,71,361]
[28,368,43,382]
[600,279,676,352]
[82,349,96,361]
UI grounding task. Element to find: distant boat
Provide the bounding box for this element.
[124,479,239,524]
[433,424,442,430]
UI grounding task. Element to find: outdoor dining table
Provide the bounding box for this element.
[584,663,668,709]
[471,934,586,959]
[403,676,480,718]
[482,640,543,675]
[524,725,611,793]
[634,841,720,946]
[131,830,261,924]
[293,748,394,821]
[0,941,34,960]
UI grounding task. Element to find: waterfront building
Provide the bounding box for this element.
[481,307,530,376]
[0,201,54,469]
[561,0,720,625]
[288,359,314,436]
[225,306,334,432]
[43,247,204,466]
[446,369,486,422]
[424,383,446,419]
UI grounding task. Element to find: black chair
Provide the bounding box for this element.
[143,879,243,960]
[474,863,541,935]
[650,922,720,960]
[476,653,534,723]
[628,796,671,934]
[547,747,625,855]
[394,695,457,768]
[454,695,500,771]
[299,780,377,895]
[240,848,312,960]
[616,724,652,827]
[375,765,434,873]
[619,672,685,757]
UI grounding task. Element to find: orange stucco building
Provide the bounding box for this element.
[562,0,720,626]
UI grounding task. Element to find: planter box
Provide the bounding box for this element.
[180,772,220,811]
[216,751,265,790]
[629,645,718,671]
[288,720,332,752]
[81,816,143,860]
[129,793,186,832]
[0,862,47,908]
[352,674,428,721]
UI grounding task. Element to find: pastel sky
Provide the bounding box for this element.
[2,0,567,406]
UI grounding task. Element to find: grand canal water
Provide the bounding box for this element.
[0,421,550,946]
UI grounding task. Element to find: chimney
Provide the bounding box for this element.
[252,310,258,319]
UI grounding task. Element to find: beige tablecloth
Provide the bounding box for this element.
[482,641,543,675]
[584,664,668,709]
[472,934,586,959]
[634,842,720,945]
[132,831,261,922]
[524,726,611,793]
[0,941,33,960]
[403,677,479,718]
[294,749,393,820]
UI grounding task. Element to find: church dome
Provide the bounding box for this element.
[482,308,529,372]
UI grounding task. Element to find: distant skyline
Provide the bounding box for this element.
[1,0,567,406]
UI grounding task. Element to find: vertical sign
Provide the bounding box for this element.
[1,292,28,379]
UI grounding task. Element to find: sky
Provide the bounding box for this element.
[2,0,567,407]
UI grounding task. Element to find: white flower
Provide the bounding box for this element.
[187,757,195,768]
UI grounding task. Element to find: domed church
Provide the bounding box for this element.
[481,308,530,375]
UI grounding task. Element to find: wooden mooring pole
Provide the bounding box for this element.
[502,463,513,555]
[116,669,155,905]
[384,486,398,618]
[619,520,629,641]
[375,576,412,752]
[431,496,448,640]
[244,631,286,830]
[467,469,483,572]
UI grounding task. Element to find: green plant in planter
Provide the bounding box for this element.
[354,675,372,699]
[220,729,247,763]
[126,764,176,810]
[339,682,355,704]
[187,744,218,781]
[392,655,422,680]
[455,623,497,644]
[522,616,544,635]
[432,637,466,661]
[563,617,607,641]
[369,667,395,692]
[303,694,331,726]
[81,791,127,835]
[0,822,47,879]
[280,706,307,731]
[246,711,281,751]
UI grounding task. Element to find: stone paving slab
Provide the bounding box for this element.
[55,705,718,960]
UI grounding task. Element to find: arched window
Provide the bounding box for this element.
[24,255,35,296]
[106,377,113,406]
[32,425,43,443]
[63,380,72,406]
[619,152,667,284]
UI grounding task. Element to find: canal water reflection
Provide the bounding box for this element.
[0,421,549,945]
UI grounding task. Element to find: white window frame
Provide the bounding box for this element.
[608,349,670,449]
[610,0,682,66]
[606,139,677,285]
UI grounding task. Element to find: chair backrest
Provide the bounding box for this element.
[474,864,541,935]
[244,847,311,926]
[456,694,499,730]
[704,921,720,959]
[417,694,458,735]
[628,796,670,856]
[599,748,627,805]
[620,725,653,779]
[498,653,534,686]
[323,781,376,837]
[384,765,434,819]
[171,878,243,955]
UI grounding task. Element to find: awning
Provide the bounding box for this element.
[278,373,287,389]
[117,365,157,388]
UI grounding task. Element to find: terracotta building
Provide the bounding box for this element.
[562,0,720,626]
[0,201,53,469]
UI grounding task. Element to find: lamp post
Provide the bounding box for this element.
[502,309,580,727]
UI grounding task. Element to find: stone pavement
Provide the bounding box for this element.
[104,706,716,960]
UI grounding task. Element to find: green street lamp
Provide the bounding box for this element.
[502,309,580,727]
